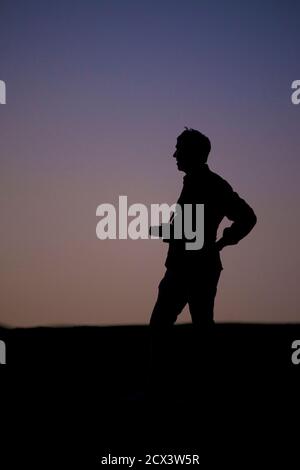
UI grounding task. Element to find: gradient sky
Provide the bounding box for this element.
[1,0,300,326]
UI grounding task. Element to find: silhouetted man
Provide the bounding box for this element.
[148,128,257,388]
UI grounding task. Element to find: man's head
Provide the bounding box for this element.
[173,127,211,173]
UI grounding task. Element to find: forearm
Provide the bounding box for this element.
[216,210,257,250]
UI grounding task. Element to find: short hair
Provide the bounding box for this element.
[177,127,211,162]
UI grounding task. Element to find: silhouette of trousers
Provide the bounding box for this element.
[148,265,222,393]
[150,265,222,327]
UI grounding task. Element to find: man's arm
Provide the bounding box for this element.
[216,185,257,251]
[149,211,175,240]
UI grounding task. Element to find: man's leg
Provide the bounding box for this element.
[150,269,187,327]
[187,267,222,387]
[187,267,222,326]
[149,269,187,398]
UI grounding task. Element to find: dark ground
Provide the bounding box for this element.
[1,323,299,467]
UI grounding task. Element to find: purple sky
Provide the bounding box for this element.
[1,0,300,326]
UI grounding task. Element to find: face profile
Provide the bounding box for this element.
[173,139,188,172]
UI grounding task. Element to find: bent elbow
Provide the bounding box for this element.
[251,211,257,226]
[248,210,257,231]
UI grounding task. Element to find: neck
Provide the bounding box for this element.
[184,163,208,175]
